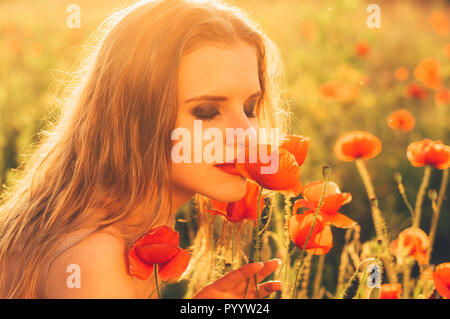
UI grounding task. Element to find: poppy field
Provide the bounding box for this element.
[0,0,449,299]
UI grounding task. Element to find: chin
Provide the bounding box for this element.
[203,173,247,203]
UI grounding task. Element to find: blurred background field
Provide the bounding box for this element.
[0,0,449,296]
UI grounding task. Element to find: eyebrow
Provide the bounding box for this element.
[184,91,262,103]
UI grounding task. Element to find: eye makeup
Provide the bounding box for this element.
[187,91,262,121]
[190,103,221,121]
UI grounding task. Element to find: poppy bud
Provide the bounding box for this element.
[393,172,402,183]
[322,165,331,178]
[428,189,437,201]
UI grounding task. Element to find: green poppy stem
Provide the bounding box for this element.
[427,168,448,264]
[393,172,415,222]
[292,165,330,299]
[253,185,264,298]
[355,158,397,284]
[312,254,325,298]
[402,261,412,299]
[436,168,448,213]
[413,165,432,228]
[283,194,292,299]
[254,185,264,262]
[154,264,161,299]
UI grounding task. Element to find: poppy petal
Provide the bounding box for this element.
[158,248,191,281]
[135,244,179,264]
[280,135,310,166]
[306,223,333,255]
[135,226,179,247]
[236,146,302,195]
[128,247,154,280]
[326,212,357,228]
[433,263,450,299]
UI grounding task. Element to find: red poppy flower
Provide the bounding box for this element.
[380,284,402,299]
[387,109,415,133]
[128,226,190,281]
[355,42,370,57]
[433,262,450,299]
[207,180,264,224]
[288,212,333,255]
[394,67,409,82]
[435,88,450,105]
[390,227,430,265]
[414,58,442,90]
[292,181,355,228]
[334,130,382,161]
[407,139,450,169]
[406,83,428,100]
[235,143,304,196]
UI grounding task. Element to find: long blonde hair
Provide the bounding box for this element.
[0,0,289,298]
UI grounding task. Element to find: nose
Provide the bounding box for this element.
[224,111,257,148]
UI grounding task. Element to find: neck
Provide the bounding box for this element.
[170,183,196,215]
[111,184,195,238]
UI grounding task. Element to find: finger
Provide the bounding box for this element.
[214,262,264,291]
[258,281,282,299]
[246,281,282,299]
[234,259,281,292]
[256,259,281,283]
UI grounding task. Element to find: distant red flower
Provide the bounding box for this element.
[433,262,450,299]
[406,83,428,100]
[320,81,360,102]
[288,212,333,255]
[430,11,449,36]
[292,181,356,228]
[414,58,442,90]
[394,67,409,82]
[391,227,430,265]
[128,226,190,281]
[334,130,382,161]
[387,109,415,133]
[300,20,317,42]
[380,284,402,299]
[208,180,264,224]
[407,139,450,169]
[445,44,450,59]
[355,42,370,57]
[435,88,450,105]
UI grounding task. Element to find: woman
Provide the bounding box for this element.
[0,0,288,298]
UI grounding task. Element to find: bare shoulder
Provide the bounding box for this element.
[41,229,137,298]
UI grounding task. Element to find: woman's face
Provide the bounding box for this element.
[171,42,261,203]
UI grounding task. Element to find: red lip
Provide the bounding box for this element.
[214,163,242,176]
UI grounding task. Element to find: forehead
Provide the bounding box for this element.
[178,42,260,100]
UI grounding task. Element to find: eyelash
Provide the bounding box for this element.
[191,100,259,121]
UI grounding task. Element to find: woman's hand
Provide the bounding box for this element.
[192,259,282,299]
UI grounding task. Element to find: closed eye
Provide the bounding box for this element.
[244,98,260,118]
[190,103,221,121]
